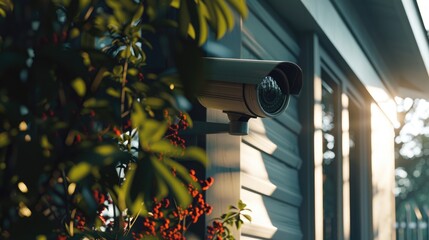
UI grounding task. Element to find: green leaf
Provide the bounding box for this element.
[129,194,148,216]
[106,0,127,23]
[106,87,121,98]
[79,0,91,11]
[0,132,9,147]
[222,211,235,221]
[131,5,144,23]
[72,77,86,97]
[94,144,116,156]
[235,219,243,229]
[183,146,207,165]
[228,205,238,210]
[238,199,246,210]
[149,140,182,156]
[113,65,123,75]
[115,164,136,211]
[154,173,169,200]
[197,2,209,45]
[163,157,197,188]
[214,0,229,39]
[68,162,91,182]
[127,68,138,76]
[226,0,248,18]
[120,46,132,59]
[216,0,234,33]
[139,120,168,144]
[144,97,164,108]
[131,103,146,128]
[40,135,53,149]
[170,0,179,8]
[179,0,190,37]
[83,98,109,108]
[0,0,13,17]
[151,157,191,207]
[243,214,252,222]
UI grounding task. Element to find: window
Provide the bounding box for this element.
[319,64,372,240]
[299,41,374,240]
[347,92,372,240]
[321,75,340,240]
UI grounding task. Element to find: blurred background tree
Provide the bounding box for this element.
[395,97,429,236]
[0,0,247,239]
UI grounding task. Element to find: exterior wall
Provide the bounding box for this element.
[206,109,242,239]
[205,0,397,239]
[371,104,396,240]
[240,1,303,239]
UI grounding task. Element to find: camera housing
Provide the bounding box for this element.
[198,57,303,135]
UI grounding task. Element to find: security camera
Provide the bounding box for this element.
[198,57,303,135]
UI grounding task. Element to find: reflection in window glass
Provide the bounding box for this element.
[322,82,337,240]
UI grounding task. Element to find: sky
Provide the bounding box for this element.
[417,0,429,30]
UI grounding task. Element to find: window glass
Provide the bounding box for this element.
[322,81,338,240]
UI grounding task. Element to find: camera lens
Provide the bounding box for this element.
[257,75,287,114]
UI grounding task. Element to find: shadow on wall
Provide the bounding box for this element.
[239,96,304,240]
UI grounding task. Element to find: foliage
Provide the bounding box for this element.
[206,200,251,240]
[395,98,429,218]
[59,168,215,240]
[0,0,248,239]
[131,169,214,239]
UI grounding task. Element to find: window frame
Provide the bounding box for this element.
[320,63,344,240]
[319,47,373,240]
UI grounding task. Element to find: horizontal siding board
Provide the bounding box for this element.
[240,189,302,239]
[242,45,258,60]
[273,113,302,135]
[242,138,301,169]
[247,0,300,59]
[252,118,299,153]
[242,27,274,60]
[241,235,264,240]
[243,11,296,61]
[241,172,302,207]
[241,143,301,192]
[242,223,303,240]
[243,118,301,169]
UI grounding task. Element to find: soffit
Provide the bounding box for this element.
[350,0,429,98]
[268,0,429,99]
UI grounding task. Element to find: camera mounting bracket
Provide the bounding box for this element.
[181,112,251,136]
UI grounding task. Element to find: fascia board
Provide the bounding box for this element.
[400,0,429,89]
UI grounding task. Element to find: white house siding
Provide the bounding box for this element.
[239,1,303,239]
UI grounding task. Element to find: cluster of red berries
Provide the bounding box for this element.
[38,31,68,46]
[165,112,189,149]
[74,213,86,231]
[131,169,214,240]
[138,73,144,81]
[206,220,226,240]
[92,189,113,225]
[56,235,67,240]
